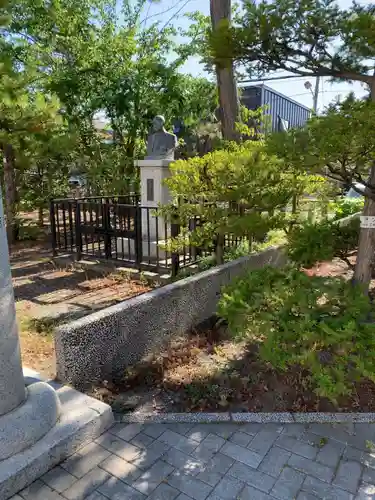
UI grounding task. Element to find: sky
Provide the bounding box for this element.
[143,0,371,113]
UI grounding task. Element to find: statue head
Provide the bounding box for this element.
[152,115,165,132]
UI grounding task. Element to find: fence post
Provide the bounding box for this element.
[135,205,143,269]
[75,201,82,261]
[214,233,225,265]
[103,201,111,259]
[49,200,57,256]
[171,220,180,277]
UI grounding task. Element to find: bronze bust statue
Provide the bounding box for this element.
[146,115,178,160]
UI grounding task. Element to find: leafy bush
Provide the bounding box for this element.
[329,197,364,221]
[218,266,375,401]
[287,218,359,268]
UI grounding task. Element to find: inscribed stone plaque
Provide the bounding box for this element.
[147,179,154,201]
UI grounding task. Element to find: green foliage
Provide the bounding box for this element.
[160,141,310,260]
[266,96,375,197]
[287,217,360,268]
[329,197,364,221]
[211,0,375,85]
[218,266,375,402]
[0,0,218,240]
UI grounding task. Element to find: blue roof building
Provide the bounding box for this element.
[240,84,311,132]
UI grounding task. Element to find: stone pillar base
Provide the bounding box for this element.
[0,381,60,461]
[0,373,113,500]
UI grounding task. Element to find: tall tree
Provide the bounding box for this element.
[212,0,375,287]
[210,0,239,141]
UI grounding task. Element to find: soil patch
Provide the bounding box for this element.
[90,322,375,414]
[89,255,375,414]
[12,245,151,379]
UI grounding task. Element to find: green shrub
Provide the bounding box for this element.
[287,218,359,268]
[218,266,375,402]
[329,197,364,221]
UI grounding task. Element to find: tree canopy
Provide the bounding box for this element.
[210,0,375,91]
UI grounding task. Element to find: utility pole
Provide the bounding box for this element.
[210,0,239,141]
[304,77,320,113]
[313,76,320,113]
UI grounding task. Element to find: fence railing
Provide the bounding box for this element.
[50,196,246,275]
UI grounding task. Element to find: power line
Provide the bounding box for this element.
[238,75,308,84]
[288,89,353,98]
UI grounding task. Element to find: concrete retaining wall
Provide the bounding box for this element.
[55,246,287,388]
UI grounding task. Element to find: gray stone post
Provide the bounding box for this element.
[0,194,25,415]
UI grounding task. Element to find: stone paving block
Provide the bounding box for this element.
[239,423,263,436]
[176,495,194,500]
[211,475,245,499]
[221,441,263,468]
[362,452,375,469]
[343,446,364,463]
[191,434,226,463]
[258,446,291,478]
[130,442,170,471]
[302,475,354,500]
[166,423,195,435]
[130,432,155,449]
[239,485,275,499]
[332,460,362,494]
[186,425,211,443]
[356,482,375,499]
[204,424,236,439]
[99,453,143,484]
[276,435,318,459]
[363,466,375,484]
[143,424,166,439]
[316,440,345,468]
[191,443,217,463]
[288,453,335,482]
[270,466,306,500]
[158,429,199,454]
[248,429,282,457]
[308,424,362,449]
[95,431,142,462]
[98,475,146,500]
[147,483,181,500]
[133,459,174,495]
[61,442,111,478]
[163,447,204,475]
[168,470,213,500]
[200,433,226,452]
[196,469,222,487]
[84,493,108,500]
[297,493,319,500]
[109,423,143,442]
[300,431,327,447]
[229,431,252,448]
[20,480,63,500]
[62,467,111,500]
[9,496,24,500]
[282,424,307,439]
[200,453,235,476]
[41,465,77,493]
[228,461,275,493]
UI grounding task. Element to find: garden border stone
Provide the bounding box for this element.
[55,246,287,389]
[116,412,375,423]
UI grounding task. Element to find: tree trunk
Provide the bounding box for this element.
[210,0,239,141]
[3,144,18,247]
[38,206,44,228]
[353,77,375,288]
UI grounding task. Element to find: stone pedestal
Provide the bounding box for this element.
[126,159,174,259]
[137,159,173,240]
[0,194,113,499]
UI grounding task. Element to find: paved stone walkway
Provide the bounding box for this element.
[12,422,375,500]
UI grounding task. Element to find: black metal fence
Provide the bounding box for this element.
[50,196,244,276]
